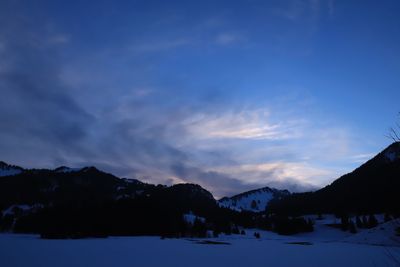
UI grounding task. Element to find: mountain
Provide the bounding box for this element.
[219,187,290,212]
[0,162,243,238]
[0,165,153,210]
[268,142,400,215]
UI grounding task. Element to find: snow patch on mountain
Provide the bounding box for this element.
[183,211,206,225]
[122,178,144,185]
[0,168,22,177]
[0,162,23,177]
[219,187,290,212]
[54,166,83,173]
[2,204,44,216]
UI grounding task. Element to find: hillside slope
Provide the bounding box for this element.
[268,142,400,215]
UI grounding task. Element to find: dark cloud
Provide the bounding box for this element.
[169,162,316,198]
[0,2,94,166]
[170,163,259,198]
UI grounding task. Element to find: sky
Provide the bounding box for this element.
[0,0,400,198]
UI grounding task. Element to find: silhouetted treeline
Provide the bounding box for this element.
[0,166,269,238]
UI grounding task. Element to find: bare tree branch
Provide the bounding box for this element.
[387,113,400,142]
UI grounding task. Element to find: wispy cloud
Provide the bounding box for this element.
[349,153,375,163]
[185,109,304,140]
[130,37,191,52]
[212,161,330,188]
[328,0,335,18]
[215,33,242,45]
[46,34,70,45]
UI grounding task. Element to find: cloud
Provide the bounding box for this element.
[0,3,94,167]
[212,162,328,188]
[0,1,376,199]
[169,163,251,199]
[328,0,335,17]
[167,161,322,198]
[271,0,321,21]
[130,38,191,52]
[348,153,375,164]
[185,109,304,140]
[46,34,70,45]
[215,33,242,45]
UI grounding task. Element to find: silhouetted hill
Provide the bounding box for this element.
[0,163,245,238]
[268,142,400,215]
[0,165,153,211]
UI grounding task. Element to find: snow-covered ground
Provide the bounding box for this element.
[1,219,400,267]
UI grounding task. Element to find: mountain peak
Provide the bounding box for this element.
[219,186,290,212]
[169,183,215,201]
[54,166,83,173]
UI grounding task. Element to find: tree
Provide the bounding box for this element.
[306,219,314,232]
[362,215,368,227]
[213,230,220,238]
[387,113,400,142]
[384,213,392,223]
[192,218,207,238]
[368,214,378,228]
[251,200,258,210]
[231,225,240,235]
[356,216,363,228]
[340,215,349,231]
[349,220,357,234]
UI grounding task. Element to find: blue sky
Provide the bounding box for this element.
[1,0,399,197]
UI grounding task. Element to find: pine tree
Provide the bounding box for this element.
[341,215,349,231]
[193,218,207,238]
[213,229,220,238]
[306,219,314,232]
[232,225,240,235]
[349,220,357,234]
[384,213,392,222]
[356,216,363,228]
[251,200,258,210]
[362,215,368,228]
[368,214,378,228]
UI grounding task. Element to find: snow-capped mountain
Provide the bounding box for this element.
[219,187,290,212]
[0,161,23,177]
